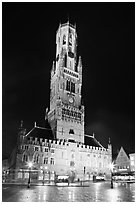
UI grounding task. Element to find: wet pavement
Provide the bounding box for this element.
[2,181,135,202]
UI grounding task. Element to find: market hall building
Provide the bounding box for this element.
[8,21,112,182]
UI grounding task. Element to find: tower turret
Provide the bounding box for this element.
[17,120,27,144]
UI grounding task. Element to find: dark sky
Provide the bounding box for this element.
[2,2,135,159]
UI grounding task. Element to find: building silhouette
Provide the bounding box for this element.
[9,21,112,182]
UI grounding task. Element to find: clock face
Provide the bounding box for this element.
[69,97,73,103]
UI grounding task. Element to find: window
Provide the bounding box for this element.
[64,54,67,67]
[51,149,54,154]
[25,145,28,150]
[20,145,24,150]
[69,34,72,46]
[45,148,48,152]
[34,154,39,163]
[69,129,74,134]
[44,157,48,164]
[63,35,66,45]
[71,82,75,93]
[50,158,54,165]
[35,147,39,151]
[23,154,28,162]
[66,80,71,91]
[70,161,75,166]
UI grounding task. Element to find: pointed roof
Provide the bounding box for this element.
[84,134,103,148]
[116,146,130,162]
[26,126,53,140]
[26,120,53,140]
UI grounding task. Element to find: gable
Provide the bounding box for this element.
[116,147,130,164]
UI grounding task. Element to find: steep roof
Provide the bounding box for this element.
[84,134,103,148]
[26,127,54,140]
[26,120,53,140]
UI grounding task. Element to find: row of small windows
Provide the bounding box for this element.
[62,108,81,120]
[22,154,55,165]
[117,166,129,169]
[23,153,107,164]
[35,147,55,153]
[21,145,54,153]
[64,69,78,78]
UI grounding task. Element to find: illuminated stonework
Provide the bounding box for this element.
[11,21,112,181]
[48,22,84,143]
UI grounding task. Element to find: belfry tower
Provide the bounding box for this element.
[48,21,84,143]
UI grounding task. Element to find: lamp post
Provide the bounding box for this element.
[110,162,114,189]
[27,162,33,188]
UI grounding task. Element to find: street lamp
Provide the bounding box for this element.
[110,162,114,189]
[27,162,33,188]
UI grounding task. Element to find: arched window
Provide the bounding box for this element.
[23,154,28,162]
[44,157,48,164]
[69,34,72,46]
[69,129,74,134]
[64,54,67,67]
[66,80,71,91]
[71,82,75,93]
[63,35,66,45]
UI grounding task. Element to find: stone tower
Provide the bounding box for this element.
[48,21,84,143]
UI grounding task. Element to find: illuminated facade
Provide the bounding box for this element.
[114,147,130,173]
[129,153,135,172]
[11,22,112,181]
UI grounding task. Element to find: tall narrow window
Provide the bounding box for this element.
[50,158,54,165]
[23,154,28,162]
[71,82,75,93]
[69,34,72,46]
[63,35,66,45]
[70,61,71,68]
[66,80,71,91]
[64,54,67,67]
[44,157,48,164]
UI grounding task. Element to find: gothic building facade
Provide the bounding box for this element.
[11,21,112,181]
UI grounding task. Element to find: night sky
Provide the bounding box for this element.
[2,2,135,159]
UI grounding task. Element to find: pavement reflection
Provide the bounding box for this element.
[2,181,135,202]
